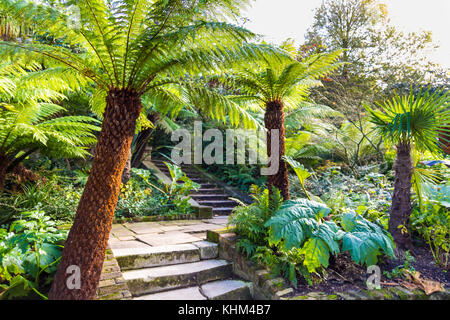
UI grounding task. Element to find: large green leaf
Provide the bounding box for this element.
[300,237,330,273]
[341,232,381,266]
[265,199,332,250]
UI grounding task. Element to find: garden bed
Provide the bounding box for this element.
[208,228,450,300]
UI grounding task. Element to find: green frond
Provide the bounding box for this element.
[0,61,100,162]
[366,88,450,153]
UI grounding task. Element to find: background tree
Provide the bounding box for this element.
[0,0,280,299]
[366,88,450,251]
[303,0,443,118]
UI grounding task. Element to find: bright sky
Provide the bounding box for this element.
[242,0,450,69]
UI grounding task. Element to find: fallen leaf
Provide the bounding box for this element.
[402,270,445,295]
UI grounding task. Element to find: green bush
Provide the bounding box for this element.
[266,201,395,273]
[410,184,449,268]
[115,165,200,218]
[229,185,396,286]
[0,170,84,225]
[0,211,67,300]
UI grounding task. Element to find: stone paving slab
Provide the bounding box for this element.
[109,219,230,249]
[159,225,183,232]
[193,241,218,260]
[136,231,200,246]
[108,239,150,250]
[114,236,136,241]
[112,244,201,270]
[124,223,164,235]
[111,225,136,237]
[183,223,220,233]
[123,260,230,280]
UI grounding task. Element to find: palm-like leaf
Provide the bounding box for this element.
[223,50,343,111]
[365,88,450,153]
[0,0,281,97]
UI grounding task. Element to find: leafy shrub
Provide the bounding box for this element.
[205,164,265,193]
[115,165,200,218]
[0,211,67,300]
[229,185,280,251]
[410,184,449,268]
[0,171,84,225]
[265,201,395,273]
[229,186,314,286]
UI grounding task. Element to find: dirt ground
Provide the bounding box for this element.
[293,244,449,295]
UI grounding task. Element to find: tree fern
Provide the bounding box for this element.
[0,60,100,189]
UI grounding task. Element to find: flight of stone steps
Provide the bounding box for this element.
[151,159,240,216]
[112,241,253,300]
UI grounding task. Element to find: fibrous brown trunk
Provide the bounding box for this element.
[48,89,142,300]
[264,100,289,200]
[389,141,413,251]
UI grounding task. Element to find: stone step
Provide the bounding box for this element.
[191,194,230,201]
[191,188,224,194]
[197,200,239,207]
[134,286,206,300]
[112,244,201,271]
[133,280,253,300]
[200,280,253,300]
[199,183,218,188]
[123,260,233,296]
[212,207,236,215]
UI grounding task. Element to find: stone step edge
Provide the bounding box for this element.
[123,260,233,297]
[113,242,219,271]
[134,279,254,300]
[206,228,294,300]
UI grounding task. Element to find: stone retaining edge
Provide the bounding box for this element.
[95,249,132,300]
[207,228,293,300]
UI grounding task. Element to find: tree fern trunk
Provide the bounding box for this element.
[264,100,289,200]
[389,141,413,251]
[48,89,142,300]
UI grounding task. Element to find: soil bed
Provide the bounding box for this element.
[292,246,449,297]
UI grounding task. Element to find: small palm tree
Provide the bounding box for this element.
[366,88,450,250]
[223,50,342,199]
[0,0,280,299]
[0,60,99,190]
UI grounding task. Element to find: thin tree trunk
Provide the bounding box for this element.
[131,112,160,168]
[48,89,142,300]
[0,154,9,191]
[389,141,413,251]
[264,100,289,200]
